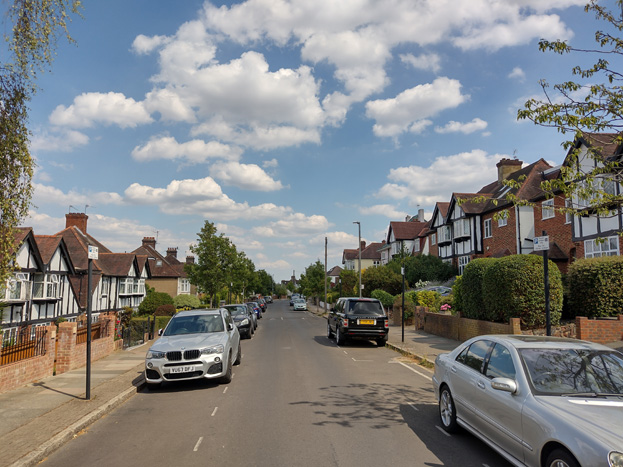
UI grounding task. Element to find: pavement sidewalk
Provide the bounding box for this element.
[1,343,148,467]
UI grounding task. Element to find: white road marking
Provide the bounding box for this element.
[436,426,451,437]
[352,358,373,362]
[211,407,218,417]
[395,360,433,381]
[193,437,203,452]
[223,387,228,394]
[409,403,419,412]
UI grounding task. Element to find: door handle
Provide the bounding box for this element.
[477,381,485,390]
[451,366,457,373]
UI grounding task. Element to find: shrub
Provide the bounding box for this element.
[451,275,463,313]
[415,290,441,310]
[370,289,395,308]
[566,256,623,318]
[138,291,174,315]
[174,294,201,310]
[362,266,403,296]
[154,304,176,316]
[393,294,415,319]
[482,255,563,328]
[461,258,497,320]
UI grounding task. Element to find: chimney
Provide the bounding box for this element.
[405,215,411,222]
[65,213,88,233]
[166,247,178,259]
[360,240,366,251]
[142,237,156,249]
[186,255,195,264]
[418,208,425,222]
[496,158,523,184]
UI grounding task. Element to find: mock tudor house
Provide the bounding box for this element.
[379,210,428,265]
[132,237,197,297]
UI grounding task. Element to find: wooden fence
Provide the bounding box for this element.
[0,327,48,366]
[75,320,110,345]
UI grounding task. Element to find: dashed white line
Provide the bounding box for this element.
[409,403,419,412]
[395,360,432,381]
[211,407,218,417]
[193,437,203,451]
[223,387,228,394]
[435,426,451,437]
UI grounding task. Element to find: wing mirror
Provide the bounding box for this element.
[491,377,517,394]
[158,329,163,336]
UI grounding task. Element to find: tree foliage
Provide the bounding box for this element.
[362,266,403,296]
[1,0,82,287]
[338,269,358,296]
[299,260,327,300]
[516,0,623,217]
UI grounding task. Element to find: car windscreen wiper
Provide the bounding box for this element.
[562,392,623,397]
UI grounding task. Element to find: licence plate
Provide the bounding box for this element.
[169,365,195,374]
[359,319,375,325]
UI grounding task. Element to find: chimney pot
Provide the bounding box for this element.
[65,213,88,233]
[166,247,178,259]
[142,237,156,249]
[186,255,195,264]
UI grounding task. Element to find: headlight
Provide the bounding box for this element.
[609,451,623,467]
[240,319,249,326]
[201,344,225,355]
[146,350,166,359]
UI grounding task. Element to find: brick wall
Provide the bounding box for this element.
[576,315,623,344]
[421,310,521,341]
[533,196,574,273]
[482,208,518,257]
[0,325,56,395]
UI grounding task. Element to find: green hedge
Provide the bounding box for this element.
[451,275,463,313]
[461,258,497,320]
[566,255,623,318]
[482,255,562,328]
[371,289,395,308]
[174,294,201,309]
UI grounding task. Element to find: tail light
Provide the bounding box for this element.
[342,318,349,327]
[384,320,389,329]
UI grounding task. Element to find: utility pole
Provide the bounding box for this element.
[353,221,361,297]
[86,245,98,400]
[324,237,328,314]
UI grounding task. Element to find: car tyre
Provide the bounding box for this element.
[546,449,580,467]
[439,385,459,433]
[376,337,387,347]
[336,327,346,346]
[234,343,242,365]
[220,354,233,384]
[327,322,335,339]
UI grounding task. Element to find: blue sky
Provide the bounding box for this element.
[20,0,606,283]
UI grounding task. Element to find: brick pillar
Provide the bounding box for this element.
[576,316,588,341]
[56,321,77,375]
[509,318,521,335]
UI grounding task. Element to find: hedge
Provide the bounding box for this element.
[370,289,395,308]
[482,255,562,328]
[566,255,623,318]
[461,258,497,320]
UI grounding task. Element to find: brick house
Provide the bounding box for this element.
[342,241,383,272]
[132,237,197,298]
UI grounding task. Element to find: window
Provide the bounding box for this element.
[373,260,380,267]
[457,340,491,373]
[484,219,492,238]
[180,278,190,294]
[431,233,436,245]
[453,218,470,238]
[542,199,555,219]
[498,215,507,227]
[413,240,420,253]
[458,255,470,275]
[439,225,452,243]
[5,273,30,301]
[565,198,572,224]
[584,236,620,258]
[485,344,516,380]
[119,278,134,295]
[32,274,60,299]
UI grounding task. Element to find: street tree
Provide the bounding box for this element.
[229,251,255,300]
[1,0,82,287]
[338,269,358,296]
[516,0,623,217]
[255,269,275,296]
[186,221,237,306]
[362,265,403,297]
[299,260,328,302]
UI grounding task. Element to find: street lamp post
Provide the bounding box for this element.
[353,221,361,298]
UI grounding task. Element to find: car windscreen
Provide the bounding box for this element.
[224,306,246,316]
[347,301,384,315]
[519,348,623,395]
[164,315,224,336]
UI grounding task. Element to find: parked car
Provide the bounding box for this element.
[289,293,300,306]
[246,301,262,319]
[223,304,254,339]
[264,295,273,304]
[327,297,388,346]
[433,334,623,467]
[144,308,241,388]
[257,298,267,311]
[293,298,307,311]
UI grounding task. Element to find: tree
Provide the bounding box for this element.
[361,266,403,296]
[516,1,623,217]
[138,289,174,316]
[1,0,82,287]
[338,269,358,296]
[299,260,328,301]
[186,221,238,306]
[255,269,275,296]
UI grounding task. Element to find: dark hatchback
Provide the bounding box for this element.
[327,297,388,346]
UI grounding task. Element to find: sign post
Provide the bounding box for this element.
[534,233,550,336]
[86,245,98,400]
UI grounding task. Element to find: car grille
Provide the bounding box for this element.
[166,350,200,361]
[164,371,203,380]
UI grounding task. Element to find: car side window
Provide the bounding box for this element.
[485,344,516,380]
[461,340,491,373]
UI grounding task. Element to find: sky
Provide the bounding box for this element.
[16,0,611,283]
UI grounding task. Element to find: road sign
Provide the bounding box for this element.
[533,236,550,251]
[88,245,99,259]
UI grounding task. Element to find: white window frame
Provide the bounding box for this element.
[584,236,620,258]
[431,233,436,245]
[453,218,470,238]
[498,216,507,227]
[180,278,190,294]
[32,273,60,299]
[542,199,555,220]
[4,273,30,301]
[565,198,573,224]
[413,240,420,253]
[484,219,492,238]
[458,255,470,275]
[439,225,452,243]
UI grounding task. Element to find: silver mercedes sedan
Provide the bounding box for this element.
[144,308,241,388]
[432,335,623,467]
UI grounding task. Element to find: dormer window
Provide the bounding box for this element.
[156,259,163,267]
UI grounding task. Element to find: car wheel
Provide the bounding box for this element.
[439,385,459,433]
[376,337,387,347]
[247,328,253,339]
[220,354,233,384]
[234,343,242,365]
[546,449,580,467]
[336,327,345,346]
[327,322,335,339]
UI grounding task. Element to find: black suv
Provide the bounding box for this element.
[327,297,388,346]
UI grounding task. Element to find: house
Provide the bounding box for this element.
[132,237,196,298]
[327,265,342,286]
[380,210,428,265]
[342,241,383,271]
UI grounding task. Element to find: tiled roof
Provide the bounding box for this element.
[34,235,63,265]
[361,242,383,260]
[55,226,112,272]
[389,221,428,240]
[328,265,342,276]
[132,244,187,278]
[97,253,136,277]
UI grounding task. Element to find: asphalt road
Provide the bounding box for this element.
[41,300,511,467]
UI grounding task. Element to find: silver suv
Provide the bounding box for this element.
[144,308,241,388]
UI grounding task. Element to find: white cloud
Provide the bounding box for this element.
[210,161,284,191]
[508,67,526,81]
[144,88,197,123]
[366,77,468,137]
[30,129,89,153]
[49,92,153,129]
[263,158,278,168]
[252,213,330,237]
[400,53,441,73]
[435,118,488,134]
[32,183,124,207]
[359,204,409,218]
[376,149,509,206]
[131,135,242,164]
[131,34,171,55]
